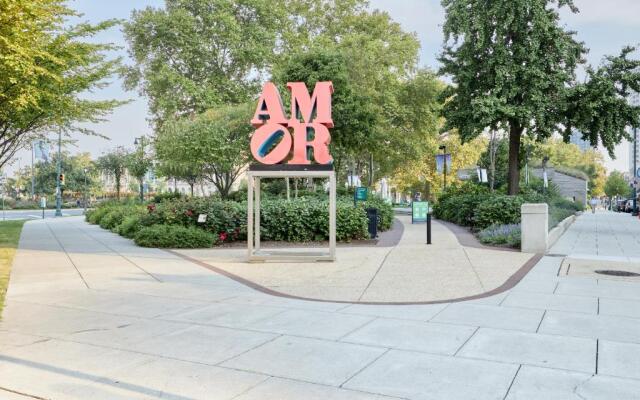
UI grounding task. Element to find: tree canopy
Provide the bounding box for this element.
[604,171,631,199]
[0,0,124,169]
[123,0,287,127]
[157,103,253,198]
[97,148,129,200]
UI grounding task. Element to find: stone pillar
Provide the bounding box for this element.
[521,203,548,253]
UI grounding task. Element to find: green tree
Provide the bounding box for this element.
[14,152,98,198]
[604,171,631,201]
[97,148,129,200]
[159,104,253,198]
[123,0,286,127]
[564,46,640,157]
[0,0,124,169]
[271,48,377,174]
[127,145,152,202]
[439,0,586,195]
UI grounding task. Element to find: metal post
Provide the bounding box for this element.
[83,169,88,215]
[426,213,432,244]
[255,177,260,252]
[247,173,254,259]
[329,171,336,260]
[633,127,638,216]
[443,150,447,189]
[55,131,62,217]
[31,142,35,199]
[2,196,4,221]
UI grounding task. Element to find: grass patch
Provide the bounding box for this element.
[0,220,26,316]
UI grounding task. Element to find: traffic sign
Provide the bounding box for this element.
[636,167,640,178]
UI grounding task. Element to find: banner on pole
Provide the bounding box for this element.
[435,154,451,174]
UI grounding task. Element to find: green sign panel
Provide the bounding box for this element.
[354,186,368,201]
[412,201,429,223]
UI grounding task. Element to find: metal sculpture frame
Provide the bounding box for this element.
[247,166,336,262]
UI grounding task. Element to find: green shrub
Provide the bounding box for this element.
[134,224,217,248]
[473,195,524,230]
[152,191,183,203]
[362,197,394,231]
[118,215,143,238]
[99,208,129,230]
[478,224,521,247]
[86,204,114,225]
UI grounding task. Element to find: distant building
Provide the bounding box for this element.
[629,128,639,178]
[569,130,592,152]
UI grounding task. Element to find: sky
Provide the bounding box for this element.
[6,0,640,175]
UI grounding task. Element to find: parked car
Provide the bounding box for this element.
[624,199,635,213]
[614,199,628,212]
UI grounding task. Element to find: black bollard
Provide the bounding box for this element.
[426,213,432,245]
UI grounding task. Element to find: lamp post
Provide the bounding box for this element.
[439,145,447,190]
[83,168,88,215]
[55,131,62,217]
[633,127,638,216]
[134,136,145,203]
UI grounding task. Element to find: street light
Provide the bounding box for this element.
[439,145,448,190]
[134,136,146,202]
[83,168,88,215]
[55,131,62,217]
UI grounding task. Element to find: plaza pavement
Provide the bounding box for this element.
[0,212,640,399]
[174,215,534,303]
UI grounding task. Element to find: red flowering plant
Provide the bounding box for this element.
[146,204,156,213]
[218,231,228,242]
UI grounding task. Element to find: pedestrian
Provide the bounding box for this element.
[590,197,597,214]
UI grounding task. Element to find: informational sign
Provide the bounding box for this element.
[477,168,488,183]
[436,154,452,174]
[412,201,429,223]
[636,167,640,178]
[250,81,333,165]
[40,197,47,208]
[197,214,207,223]
[354,187,368,201]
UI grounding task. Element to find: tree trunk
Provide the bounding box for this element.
[489,131,497,192]
[507,123,522,195]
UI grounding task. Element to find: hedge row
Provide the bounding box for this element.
[86,196,394,248]
[433,182,581,231]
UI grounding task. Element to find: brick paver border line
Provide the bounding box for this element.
[167,250,542,306]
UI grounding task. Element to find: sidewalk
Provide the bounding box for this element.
[1,215,640,399]
[175,215,534,303]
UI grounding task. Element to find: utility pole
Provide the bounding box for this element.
[439,145,447,190]
[31,142,35,200]
[633,127,638,216]
[55,131,62,217]
[83,168,88,215]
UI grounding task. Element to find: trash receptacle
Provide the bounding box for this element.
[365,207,378,239]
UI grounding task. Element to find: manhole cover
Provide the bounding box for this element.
[595,270,640,277]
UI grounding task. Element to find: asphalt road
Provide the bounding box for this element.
[0,208,85,221]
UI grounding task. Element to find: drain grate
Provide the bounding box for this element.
[595,270,640,277]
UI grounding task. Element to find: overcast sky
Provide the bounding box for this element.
[6,0,640,175]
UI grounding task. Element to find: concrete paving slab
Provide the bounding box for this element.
[337,303,448,321]
[432,303,544,332]
[244,309,374,340]
[343,349,519,400]
[457,328,596,373]
[501,292,597,314]
[130,325,278,365]
[235,377,396,400]
[506,365,640,400]
[108,356,268,400]
[539,311,640,344]
[342,319,477,355]
[162,302,288,329]
[222,336,386,386]
[598,298,640,320]
[598,340,640,380]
